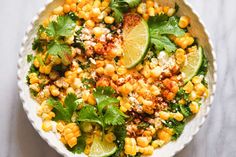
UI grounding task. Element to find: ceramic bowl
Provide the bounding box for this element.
[17,0,217,156]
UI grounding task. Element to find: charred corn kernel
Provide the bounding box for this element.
[146,0,154,8]
[87,94,96,105]
[136,136,149,147]
[189,101,200,113]
[142,13,149,21]
[56,121,65,132]
[104,16,114,24]
[142,145,154,155]
[63,4,71,13]
[117,66,127,75]
[195,83,206,96]
[183,81,194,93]
[151,66,162,78]
[119,82,133,95]
[85,20,95,28]
[105,132,116,143]
[29,83,40,92]
[50,85,60,97]
[63,123,81,148]
[70,3,77,12]
[179,16,190,28]
[104,64,115,76]
[39,65,52,74]
[53,6,64,15]
[152,140,165,148]
[33,58,40,68]
[96,67,104,75]
[42,121,52,132]
[125,138,137,156]
[93,27,103,37]
[159,111,170,120]
[192,76,202,84]
[174,112,184,121]
[147,7,155,16]
[150,85,160,96]
[158,129,171,142]
[167,8,176,16]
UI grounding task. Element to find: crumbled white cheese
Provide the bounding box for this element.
[89,58,96,64]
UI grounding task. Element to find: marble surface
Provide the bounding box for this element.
[0,0,235,157]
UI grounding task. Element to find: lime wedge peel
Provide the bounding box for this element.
[180,46,203,82]
[122,13,150,69]
[89,137,117,157]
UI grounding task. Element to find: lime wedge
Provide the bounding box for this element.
[122,13,150,69]
[181,46,203,82]
[89,137,117,157]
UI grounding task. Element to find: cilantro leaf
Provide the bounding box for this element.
[148,15,185,53]
[67,12,79,21]
[97,98,119,114]
[68,135,86,154]
[151,35,177,52]
[48,41,72,65]
[113,125,127,157]
[48,93,79,122]
[93,86,116,104]
[27,54,34,63]
[162,118,185,140]
[77,105,104,127]
[46,15,76,38]
[124,0,141,8]
[103,105,128,125]
[197,52,208,76]
[110,0,129,23]
[32,38,47,52]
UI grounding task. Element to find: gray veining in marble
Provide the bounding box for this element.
[0,0,235,157]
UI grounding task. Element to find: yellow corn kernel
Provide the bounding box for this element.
[179,16,190,28]
[125,138,137,156]
[90,7,101,17]
[123,102,131,110]
[49,85,60,97]
[105,132,116,143]
[93,0,101,7]
[28,73,39,84]
[117,66,127,75]
[42,121,52,132]
[136,136,149,147]
[175,48,186,64]
[179,99,186,105]
[142,13,149,21]
[173,112,184,121]
[53,6,64,15]
[183,81,194,93]
[63,4,71,13]
[82,91,90,102]
[167,8,176,16]
[87,94,96,105]
[63,123,81,148]
[157,130,171,142]
[39,65,52,74]
[33,58,40,68]
[85,20,95,28]
[189,101,200,114]
[93,27,103,37]
[189,91,197,101]
[163,6,169,14]
[104,16,115,24]
[119,82,133,95]
[70,3,77,12]
[146,0,154,8]
[66,87,75,94]
[147,7,155,16]
[150,85,160,96]
[150,66,162,78]
[136,64,143,71]
[29,83,40,93]
[195,83,206,96]
[94,42,103,52]
[65,0,74,4]
[84,145,91,155]
[104,64,115,76]
[56,121,65,132]
[155,7,163,14]
[192,76,202,84]
[96,67,104,75]
[101,1,109,8]
[111,74,118,81]
[137,3,146,14]
[120,106,128,112]
[142,145,154,155]
[152,140,165,148]
[159,111,170,120]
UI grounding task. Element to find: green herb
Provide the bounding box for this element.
[197,52,208,76]
[82,78,96,89]
[46,15,76,38]
[68,135,86,154]
[52,64,68,75]
[110,0,129,23]
[73,27,85,51]
[124,0,141,8]
[67,12,79,21]
[113,125,127,157]
[27,54,34,63]
[32,38,47,52]
[175,88,189,102]
[162,118,185,140]
[148,15,185,53]
[137,122,150,129]
[48,93,79,122]
[26,64,39,84]
[77,87,127,127]
[38,25,46,36]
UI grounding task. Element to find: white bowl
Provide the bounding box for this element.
[17,0,217,156]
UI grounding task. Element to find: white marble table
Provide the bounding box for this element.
[0,0,235,156]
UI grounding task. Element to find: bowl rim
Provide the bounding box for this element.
[17,0,217,156]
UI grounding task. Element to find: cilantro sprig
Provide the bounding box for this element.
[148,15,185,53]
[47,93,80,122]
[77,87,128,128]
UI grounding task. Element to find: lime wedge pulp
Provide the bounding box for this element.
[122,13,150,69]
[89,137,117,157]
[181,46,203,82]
